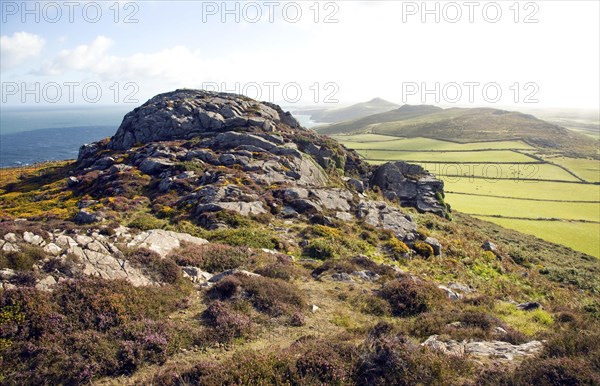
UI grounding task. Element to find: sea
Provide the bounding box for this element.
[0,105,133,168]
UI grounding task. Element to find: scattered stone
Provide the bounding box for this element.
[438,285,462,300]
[23,231,45,246]
[3,233,18,243]
[35,275,57,291]
[311,304,320,313]
[482,241,501,257]
[67,176,79,187]
[181,266,213,283]
[43,243,62,256]
[330,272,354,282]
[351,270,380,281]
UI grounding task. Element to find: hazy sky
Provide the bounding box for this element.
[1,1,599,109]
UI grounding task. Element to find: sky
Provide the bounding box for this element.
[1,0,599,110]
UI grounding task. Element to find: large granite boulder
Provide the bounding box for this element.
[370,161,448,217]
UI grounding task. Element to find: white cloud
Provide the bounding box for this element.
[0,32,45,70]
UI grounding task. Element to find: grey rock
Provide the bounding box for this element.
[330,272,354,282]
[197,201,267,216]
[209,269,260,283]
[43,243,62,256]
[139,157,175,175]
[67,176,79,187]
[345,178,365,193]
[181,266,213,283]
[482,241,501,257]
[3,233,18,243]
[351,270,380,281]
[35,275,57,291]
[370,161,447,217]
[218,153,237,166]
[438,285,462,300]
[424,237,442,256]
[517,302,542,311]
[128,229,208,257]
[422,335,543,360]
[23,231,45,246]
[74,209,104,224]
[357,200,417,242]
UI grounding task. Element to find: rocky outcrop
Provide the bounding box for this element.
[109,89,303,150]
[370,161,448,217]
[127,229,208,257]
[0,228,210,290]
[422,335,543,361]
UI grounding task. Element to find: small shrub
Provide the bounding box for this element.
[128,213,167,231]
[254,262,299,281]
[379,276,447,317]
[413,241,434,258]
[201,301,253,342]
[514,357,600,386]
[169,242,249,273]
[207,228,279,249]
[208,274,305,318]
[386,237,410,259]
[354,331,471,386]
[0,245,46,271]
[127,248,181,284]
[305,237,341,260]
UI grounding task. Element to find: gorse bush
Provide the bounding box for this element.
[386,237,410,259]
[413,241,434,258]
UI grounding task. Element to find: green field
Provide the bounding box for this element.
[335,133,600,258]
[480,217,600,258]
[447,193,599,222]
[335,136,534,151]
[355,149,535,163]
[416,162,580,182]
[444,179,600,201]
[547,157,600,182]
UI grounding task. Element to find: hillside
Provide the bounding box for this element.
[301,97,400,123]
[1,90,599,385]
[318,106,598,157]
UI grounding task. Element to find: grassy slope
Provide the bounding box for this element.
[317,104,443,134]
[2,162,600,384]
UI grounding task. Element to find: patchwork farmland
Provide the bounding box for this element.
[332,134,600,257]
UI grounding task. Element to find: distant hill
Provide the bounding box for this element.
[316,105,598,157]
[305,97,400,123]
[316,104,442,135]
